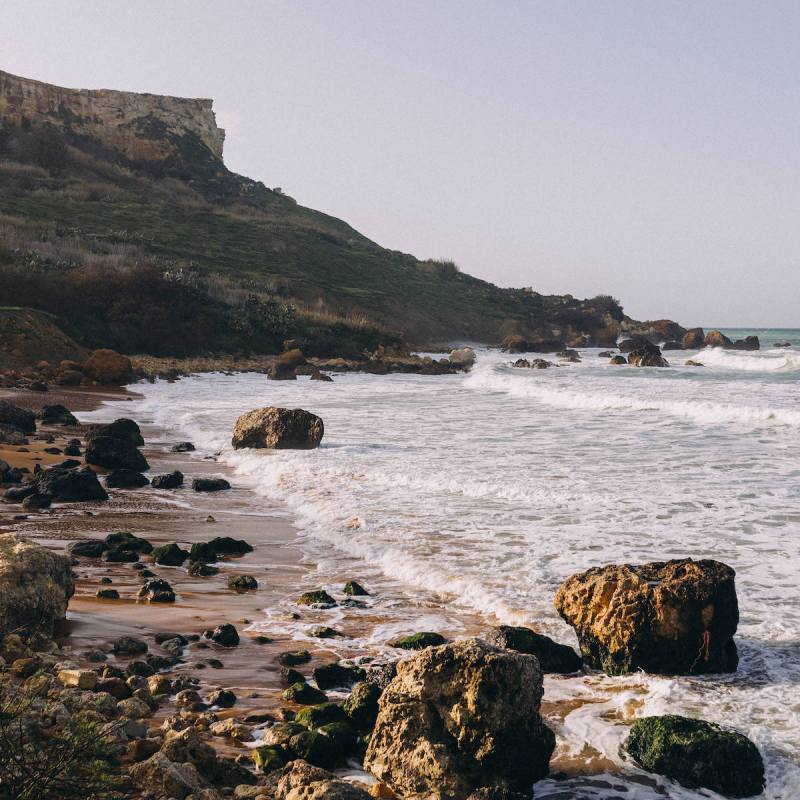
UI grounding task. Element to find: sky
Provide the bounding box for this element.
[4,1,800,326]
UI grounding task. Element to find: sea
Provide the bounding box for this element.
[90,328,800,799]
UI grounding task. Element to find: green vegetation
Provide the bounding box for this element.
[0,124,626,356]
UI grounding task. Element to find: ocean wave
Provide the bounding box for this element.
[691,347,800,372]
[464,363,800,429]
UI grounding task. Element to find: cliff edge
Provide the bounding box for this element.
[0,69,224,165]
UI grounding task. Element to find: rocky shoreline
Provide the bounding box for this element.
[0,380,769,799]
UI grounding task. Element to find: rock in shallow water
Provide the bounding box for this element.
[483,625,581,674]
[555,558,739,675]
[232,406,324,450]
[624,714,765,798]
[364,638,554,799]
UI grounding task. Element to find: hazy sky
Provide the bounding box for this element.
[5,1,800,326]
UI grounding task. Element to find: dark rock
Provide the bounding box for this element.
[484,625,582,674]
[283,682,328,705]
[627,340,669,367]
[227,575,258,591]
[106,469,150,489]
[207,624,239,647]
[113,636,148,656]
[344,580,369,596]
[42,446,62,454]
[104,548,139,563]
[624,715,765,798]
[208,536,253,555]
[34,467,108,502]
[150,470,184,489]
[555,558,739,675]
[152,543,189,566]
[231,407,324,450]
[309,369,333,382]
[467,789,530,800]
[313,663,366,690]
[2,484,37,503]
[278,650,312,666]
[295,702,349,729]
[22,493,51,509]
[188,561,219,577]
[500,336,565,353]
[154,631,188,645]
[296,590,336,608]
[609,354,627,365]
[192,477,230,492]
[86,436,149,471]
[189,541,218,563]
[85,418,143,446]
[342,682,382,732]
[137,579,176,603]
[40,404,79,426]
[96,588,120,599]
[170,442,195,452]
[732,335,760,351]
[0,401,36,434]
[56,459,81,470]
[208,689,236,708]
[281,667,306,685]
[307,625,342,639]
[68,539,108,558]
[389,632,446,650]
[597,351,613,358]
[105,531,153,554]
[63,439,81,456]
[364,662,397,689]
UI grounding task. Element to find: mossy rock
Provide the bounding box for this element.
[624,715,765,797]
[227,574,258,591]
[283,681,327,705]
[388,632,446,650]
[278,650,311,666]
[343,580,369,596]
[262,721,305,746]
[104,548,139,563]
[295,702,349,729]
[152,543,189,566]
[188,561,219,577]
[313,662,366,690]
[296,590,336,608]
[307,625,342,639]
[281,666,305,685]
[342,681,382,732]
[288,721,358,769]
[189,541,218,563]
[252,744,287,773]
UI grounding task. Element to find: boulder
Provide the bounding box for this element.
[207,624,240,647]
[284,682,328,705]
[170,441,196,452]
[85,418,144,446]
[67,538,108,558]
[227,575,258,591]
[344,580,369,596]
[732,335,760,351]
[0,533,74,637]
[232,407,324,450]
[106,469,150,489]
[297,590,336,608]
[0,401,35,433]
[82,349,133,384]
[483,626,581,673]
[309,369,333,382]
[705,330,733,348]
[364,638,554,799]
[313,663,366,690]
[343,681,382,732]
[682,328,705,349]
[274,760,371,799]
[151,470,184,489]
[388,632,445,650]
[208,536,253,555]
[609,355,627,365]
[153,543,190,567]
[554,558,739,675]
[624,715,765,798]
[105,531,153,554]
[34,467,108,502]
[618,336,651,353]
[192,478,231,492]
[40,404,79,426]
[138,578,176,603]
[627,340,668,367]
[129,752,205,799]
[450,347,476,369]
[86,435,149,471]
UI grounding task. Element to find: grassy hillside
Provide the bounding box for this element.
[0,124,626,356]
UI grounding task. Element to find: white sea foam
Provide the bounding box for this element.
[87,347,800,798]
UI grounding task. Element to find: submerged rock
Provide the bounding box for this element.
[555,558,739,675]
[484,625,581,674]
[624,715,765,798]
[232,406,324,450]
[364,638,554,798]
[0,533,74,637]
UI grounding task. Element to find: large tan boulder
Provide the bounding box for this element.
[129,752,208,799]
[82,348,133,384]
[363,638,554,799]
[0,534,74,637]
[449,347,476,369]
[232,407,324,450]
[554,559,739,676]
[275,760,371,799]
[704,330,733,349]
[682,328,705,349]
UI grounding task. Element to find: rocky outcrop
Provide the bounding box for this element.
[275,760,371,799]
[500,336,565,353]
[0,69,224,165]
[86,435,149,471]
[627,340,669,367]
[682,328,705,349]
[732,335,760,351]
[0,533,74,637]
[624,715,765,798]
[554,559,739,676]
[82,349,133,384]
[232,407,324,450]
[705,330,733,348]
[34,466,109,502]
[0,400,36,433]
[364,638,554,799]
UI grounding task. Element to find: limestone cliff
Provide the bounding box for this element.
[0,69,224,164]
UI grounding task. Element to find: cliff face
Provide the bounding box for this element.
[0,69,225,164]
